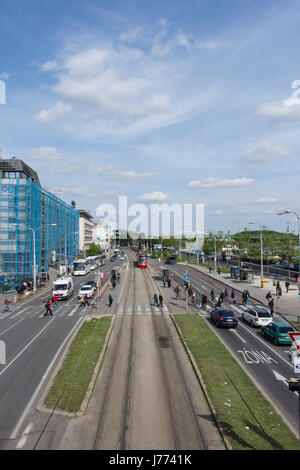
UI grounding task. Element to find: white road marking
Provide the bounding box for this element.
[10,307,31,320]
[68,307,78,317]
[0,317,25,336]
[230,330,247,343]
[137,304,143,314]
[10,316,84,440]
[0,318,56,378]
[16,422,34,449]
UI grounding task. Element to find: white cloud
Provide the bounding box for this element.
[188,177,254,189]
[36,100,72,122]
[28,146,65,161]
[137,191,169,201]
[119,27,143,43]
[0,72,9,80]
[241,141,291,167]
[256,198,278,204]
[257,80,300,124]
[41,60,58,71]
[48,185,92,196]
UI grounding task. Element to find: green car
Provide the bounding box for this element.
[261,321,294,345]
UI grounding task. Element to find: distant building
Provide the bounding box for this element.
[0,157,79,287]
[79,209,95,254]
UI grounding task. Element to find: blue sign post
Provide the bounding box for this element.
[184,274,189,281]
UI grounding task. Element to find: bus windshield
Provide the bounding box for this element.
[74,263,85,271]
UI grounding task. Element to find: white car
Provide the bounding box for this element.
[78,285,95,299]
[242,305,272,327]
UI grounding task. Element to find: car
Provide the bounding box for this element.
[242,305,272,327]
[85,280,96,290]
[210,308,238,328]
[77,285,95,299]
[261,321,295,345]
[165,256,176,264]
[52,277,74,300]
[110,255,118,262]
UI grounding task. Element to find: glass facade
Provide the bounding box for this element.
[0,177,79,286]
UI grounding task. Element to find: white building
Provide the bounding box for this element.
[79,210,95,254]
[93,222,113,252]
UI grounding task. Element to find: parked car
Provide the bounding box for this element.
[77,285,95,299]
[261,321,295,345]
[165,256,176,264]
[242,305,272,327]
[210,308,238,328]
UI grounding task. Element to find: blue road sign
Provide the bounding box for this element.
[275,274,279,280]
[195,249,200,254]
[184,274,189,280]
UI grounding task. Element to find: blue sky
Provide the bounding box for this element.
[1,0,300,234]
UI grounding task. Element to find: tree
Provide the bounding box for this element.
[86,243,103,256]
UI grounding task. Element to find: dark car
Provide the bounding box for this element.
[110,255,117,262]
[210,308,238,328]
[165,256,176,264]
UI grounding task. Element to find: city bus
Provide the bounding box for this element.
[73,259,91,275]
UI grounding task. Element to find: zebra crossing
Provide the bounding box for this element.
[0,303,90,321]
[117,303,170,315]
[196,302,249,317]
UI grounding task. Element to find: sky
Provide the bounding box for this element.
[1,0,300,235]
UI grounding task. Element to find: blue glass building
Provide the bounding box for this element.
[0,158,79,288]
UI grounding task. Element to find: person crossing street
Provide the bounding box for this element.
[43,299,53,316]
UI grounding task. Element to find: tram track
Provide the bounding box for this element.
[142,262,209,450]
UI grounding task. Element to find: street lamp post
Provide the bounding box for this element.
[278,209,300,276]
[249,222,264,287]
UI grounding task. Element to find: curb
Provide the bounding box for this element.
[36,315,115,418]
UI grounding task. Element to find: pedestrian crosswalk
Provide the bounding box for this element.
[117,304,170,315]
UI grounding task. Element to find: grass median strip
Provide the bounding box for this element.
[173,314,299,450]
[44,317,111,413]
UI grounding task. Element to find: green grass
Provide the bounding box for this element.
[44,316,111,413]
[173,314,299,450]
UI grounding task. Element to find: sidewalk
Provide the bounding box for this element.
[179,263,300,324]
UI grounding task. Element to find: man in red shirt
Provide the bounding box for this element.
[44,299,53,316]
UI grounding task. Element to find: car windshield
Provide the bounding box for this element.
[55,284,67,290]
[258,312,271,318]
[219,310,234,317]
[279,326,294,333]
[81,286,91,291]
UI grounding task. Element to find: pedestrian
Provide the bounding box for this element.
[285,280,290,293]
[231,289,236,304]
[269,298,274,316]
[242,290,246,305]
[210,289,215,302]
[154,293,158,306]
[163,278,166,287]
[168,278,171,288]
[218,267,221,275]
[220,291,224,302]
[209,265,212,273]
[53,294,58,308]
[2,297,11,313]
[191,291,196,306]
[266,291,272,301]
[202,294,207,309]
[117,274,120,284]
[224,288,228,302]
[245,290,250,305]
[175,286,180,300]
[109,294,113,307]
[79,295,85,308]
[44,299,53,316]
[112,278,116,289]
[159,294,163,307]
[84,294,90,307]
[215,295,219,307]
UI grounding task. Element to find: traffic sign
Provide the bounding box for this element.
[184,274,189,280]
[275,274,279,280]
[288,332,300,351]
[195,249,200,254]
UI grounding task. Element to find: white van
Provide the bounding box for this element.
[53,277,74,300]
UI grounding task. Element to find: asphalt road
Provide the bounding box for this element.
[151,260,300,437]
[0,258,122,448]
